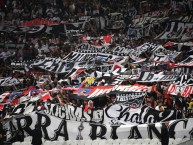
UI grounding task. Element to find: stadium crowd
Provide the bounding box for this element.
[0,0,193,144]
[0,0,193,113]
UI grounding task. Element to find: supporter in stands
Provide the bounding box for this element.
[155,100,164,111]
[46,98,52,105]
[56,92,67,106]
[185,97,191,109]
[0,116,5,145]
[162,98,169,110]
[84,100,95,112]
[4,108,12,117]
[6,102,15,112]
[51,92,60,104]
[1,0,193,143]
[174,97,186,119]
[97,78,106,86]
[186,108,193,118]
[188,98,193,109]
[105,95,116,107]
[175,93,188,111]
[70,99,78,107]
[81,100,88,108]
[167,94,175,110]
[35,100,45,112]
[145,95,157,108]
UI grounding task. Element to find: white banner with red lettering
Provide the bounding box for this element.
[167,84,193,97]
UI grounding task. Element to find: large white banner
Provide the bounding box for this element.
[4,112,193,141]
[11,103,182,126]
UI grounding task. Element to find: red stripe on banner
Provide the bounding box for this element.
[0,93,11,103]
[167,84,177,95]
[76,69,84,73]
[181,86,193,97]
[113,63,123,71]
[164,41,175,47]
[21,86,37,96]
[40,93,53,102]
[20,18,63,26]
[0,104,4,111]
[81,35,112,46]
[74,84,148,97]
[103,35,112,44]
[11,98,20,106]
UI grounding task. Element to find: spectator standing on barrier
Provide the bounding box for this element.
[0,116,5,145]
[31,124,42,145]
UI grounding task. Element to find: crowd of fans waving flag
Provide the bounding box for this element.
[0,0,193,144]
